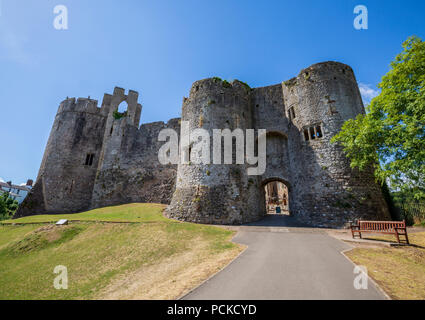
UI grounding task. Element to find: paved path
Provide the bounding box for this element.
[183,215,386,300]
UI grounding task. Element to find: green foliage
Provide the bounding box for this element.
[222,80,232,88]
[393,201,424,226]
[0,200,7,220]
[113,108,127,120]
[332,36,425,200]
[381,182,401,221]
[284,78,297,88]
[238,80,252,91]
[0,192,19,220]
[212,77,251,91]
[5,225,84,256]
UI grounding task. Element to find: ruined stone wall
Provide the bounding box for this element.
[16,87,178,217]
[91,118,180,208]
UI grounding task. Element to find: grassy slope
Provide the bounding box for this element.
[0,204,242,300]
[1,203,168,224]
[346,232,425,300]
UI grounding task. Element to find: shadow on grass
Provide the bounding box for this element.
[362,236,425,249]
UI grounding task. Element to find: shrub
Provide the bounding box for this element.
[113,109,127,120]
[222,80,232,88]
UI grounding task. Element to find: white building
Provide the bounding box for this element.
[0,179,33,204]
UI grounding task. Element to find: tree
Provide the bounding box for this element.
[332,36,425,200]
[0,192,19,220]
[0,198,7,220]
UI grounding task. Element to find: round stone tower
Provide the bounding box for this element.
[165,78,265,224]
[41,98,108,213]
[16,97,108,217]
[282,62,390,226]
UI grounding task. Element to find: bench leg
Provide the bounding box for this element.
[395,230,400,244]
[351,228,361,239]
[401,229,410,245]
[395,228,410,245]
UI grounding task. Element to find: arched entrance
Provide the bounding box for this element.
[261,178,291,216]
[259,130,291,217]
[264,180,289,215]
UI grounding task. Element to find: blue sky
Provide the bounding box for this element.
[0,0,424,184]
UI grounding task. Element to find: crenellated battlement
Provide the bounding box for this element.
[58,97,104,116]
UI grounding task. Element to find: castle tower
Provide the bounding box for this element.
[166,78,265,224]
[16,97,108,217]
[90,87,143,208]
[282,61,390,226]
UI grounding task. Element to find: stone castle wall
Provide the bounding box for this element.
[16,61,390,227]
[165,79,265,224]
[91,118,180,208]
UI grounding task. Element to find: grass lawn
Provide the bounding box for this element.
[0,203,243,300]
[346,231,425,300]
[1,203,169,224]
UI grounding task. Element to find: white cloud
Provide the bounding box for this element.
[0,177,4,183]
[359,83,380,105]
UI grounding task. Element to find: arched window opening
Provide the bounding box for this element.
[113,101,128,119]
[117,101,128,113]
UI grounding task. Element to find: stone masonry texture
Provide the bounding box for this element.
[16,61,391,228]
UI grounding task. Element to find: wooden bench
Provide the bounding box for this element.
[350,220,409,244]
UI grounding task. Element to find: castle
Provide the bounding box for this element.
[17,61,390,227]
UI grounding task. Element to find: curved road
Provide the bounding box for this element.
[183,215,386,300]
